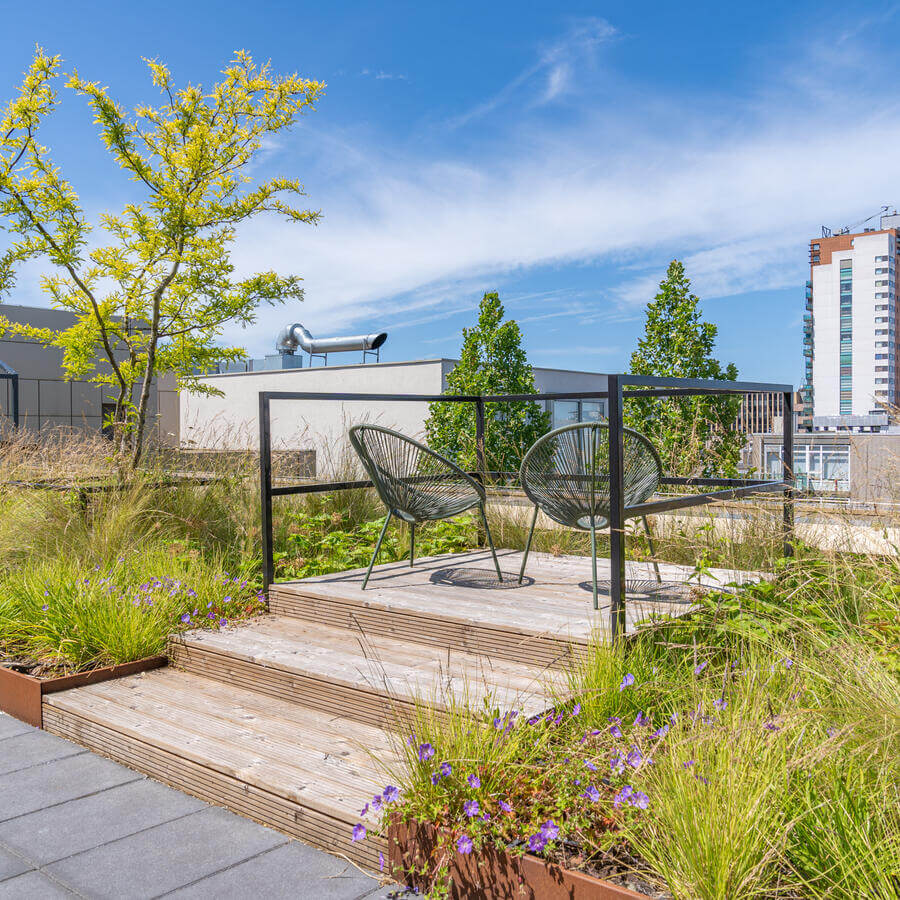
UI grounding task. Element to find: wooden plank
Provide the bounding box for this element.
[43,707,383,871]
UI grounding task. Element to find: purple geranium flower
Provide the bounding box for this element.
[610,724,623,739]
[694,661,708,675]
[418,743,435,762]
[219,618,227,627]
[457,834,473,854]
[528,832,547,853]
[626,747,643,768]
[634,711,651,727]
[467,774,481,789]
[180,613,190,624]
[584,760,597,771]
[464,800,480,818]
[383,785,400,803]
[583,785,600,802]
[613,785,634,808]
[499,800,513,814]
[618,673,635,691]
[540,820,559,841]
[652,724,669,739]
[379,851,385,871]
[630,791,650,809]
[351,823,366,842]
[571,703,581,716]
[713,697,728,711]
[440,761,452,777]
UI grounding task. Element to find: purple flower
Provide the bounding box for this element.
[180,613,190,624]
[626,748,643,768]
[630,791,650,809]
[540,820,559,841]
[528,832,547,853]
[464,800,480,818]
[713,697,728,711]
[826,726,838,738]
[499,800,513,813]
[207,612,215,619]
[440,761,452,777]
[371,796,383,812]
[41,604,49,612]
[610,754,625,774]
[695,773,710,785]
[763,720,780,732]
[571,703,581,716]
[360,803,369,816]
[633,711,651,727]
[619,673,635,691]
[783,658,794,669]
[613,785,634,808]
[379,851,385,871]
[610,724,623,739]
[418,743,435,762]
[223,596,231,603]
[652,724,669,738]
[457,834,473,855]
[383,785,400,803]
[351,823,366,842]
[583,785,600,802]
[694,661,708,675]
[219,618,227,627]
[467,774,481,789]
[584,760,597,771]
[682,759,695,769]
[430,772,441,785]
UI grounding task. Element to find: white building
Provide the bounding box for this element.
[180,358,610,476]
[807,214,900,430]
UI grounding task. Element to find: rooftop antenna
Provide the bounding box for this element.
[822,205,891,238]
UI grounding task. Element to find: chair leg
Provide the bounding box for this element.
[641,515,662,584]
[518,504,538,584]
[409,523,415,567]
[362,511,392,590]
[479,501,503,582]
[590,524,599,611]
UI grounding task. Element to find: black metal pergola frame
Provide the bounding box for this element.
[0,360,19,429]
[258,374,794,641]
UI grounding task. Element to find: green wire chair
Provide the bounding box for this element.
[348,424,503,589]
[518,422,663,609]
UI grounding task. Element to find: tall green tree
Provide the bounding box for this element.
[0,48,323,466]
[626,260,743,476]
[425,292,549,474]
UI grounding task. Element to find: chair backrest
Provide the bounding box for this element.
[348,425,482,518]
[520,422,662,529]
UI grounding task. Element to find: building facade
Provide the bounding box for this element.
[0,304,178,443]
[805,215,900,430]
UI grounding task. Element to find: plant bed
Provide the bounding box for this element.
[387,816,660,899]
[0,655,167,728]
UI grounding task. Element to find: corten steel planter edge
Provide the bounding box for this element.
[0,656,167,729]
[388,815,648,900]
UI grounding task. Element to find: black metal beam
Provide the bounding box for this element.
[259,393,275,592]
[607,375,626,643]
[627,481,789,517]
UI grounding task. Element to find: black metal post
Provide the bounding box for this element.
[474,398,487,485]
[782,390,794,558]
[259,393,275,593]
[10,374,18,429]
[607,375,626,642]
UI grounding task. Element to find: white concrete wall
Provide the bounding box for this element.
[179,359,610,475]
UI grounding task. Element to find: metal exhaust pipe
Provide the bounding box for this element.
[276,323,388,356]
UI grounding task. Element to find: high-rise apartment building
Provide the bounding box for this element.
[803,212,899,431]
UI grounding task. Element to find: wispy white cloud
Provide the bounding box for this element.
[225,16,900,353]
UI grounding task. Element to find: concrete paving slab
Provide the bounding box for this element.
[0,713,33,741]
[0,777,207,865]
[0,751,142,822]
[0,870,75,898]
[0,843,30,882]
[0,730,85,776]
[46,806,290,900]
[164,841,379,899]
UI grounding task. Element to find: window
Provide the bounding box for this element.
[551,399,607,429]
[812,243,820,250]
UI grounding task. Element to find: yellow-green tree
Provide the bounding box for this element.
[0,48,323,465]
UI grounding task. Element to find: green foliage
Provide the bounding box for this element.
[0,48,323,466]
[626,261,743,477]
[425,292,550,474]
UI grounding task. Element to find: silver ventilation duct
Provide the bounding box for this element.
[276,323,388,362]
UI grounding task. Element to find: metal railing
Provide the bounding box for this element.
[258,374,794,641]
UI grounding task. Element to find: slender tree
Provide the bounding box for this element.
[425,292,550,474]
[626,260,743,476]
[0,48,323,466]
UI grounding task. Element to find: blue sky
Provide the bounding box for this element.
[3,1,900,385]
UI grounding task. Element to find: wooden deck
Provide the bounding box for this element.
[43,549,762,871]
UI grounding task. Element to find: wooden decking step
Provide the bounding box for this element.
[42,668,395,870]
[169,615,561,731]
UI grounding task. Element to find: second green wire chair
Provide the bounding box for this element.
[349,424,503,589]
[518,422,663,609]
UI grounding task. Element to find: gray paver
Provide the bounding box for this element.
[46,806,289,899]
[0,730,85,776]
[0,714,33,741]
[0,843,30,882]
[0,777,207,865]
[164,841,379,899]
[0,750,142,822]
[0,870,75,898]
